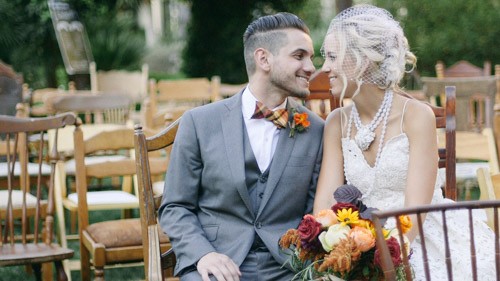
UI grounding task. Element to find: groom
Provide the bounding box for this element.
[159,12,324,281]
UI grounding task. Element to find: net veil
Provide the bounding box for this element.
[321,4,416,99]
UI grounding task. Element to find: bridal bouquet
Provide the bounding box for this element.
[279,185,413,281]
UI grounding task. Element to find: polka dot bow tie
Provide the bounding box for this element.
[251,101,288,129]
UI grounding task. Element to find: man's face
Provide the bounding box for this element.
[268,29,315,99]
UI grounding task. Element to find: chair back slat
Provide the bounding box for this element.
[372,200,500,281]
[429,86,456,199]
[49,93,132,125]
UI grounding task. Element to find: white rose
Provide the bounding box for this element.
[318,224,350,252]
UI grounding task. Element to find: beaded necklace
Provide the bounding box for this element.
[348,90,393,166]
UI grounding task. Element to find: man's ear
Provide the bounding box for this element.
[254,48,271,72]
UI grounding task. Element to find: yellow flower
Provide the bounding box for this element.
[336,208,360,226]
[398,215,412,234]
[354,219,377,237]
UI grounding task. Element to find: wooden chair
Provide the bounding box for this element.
[476,167,500,229]
[49,93,132,125]
[491,64,500,155]
[53,123,133,277]
[0,104,53,188]
[430,86,457,200]
[372,200,500,281]
[89,62,149,123]
[210,76,247,99]
[434,60,494,132]
[436,60,491,79]
[134,120,180,281]
[48,93,134,245]
[143,77,220,131]
[0,112,76,281]
[69,121,170,281]
[304,71,340,119]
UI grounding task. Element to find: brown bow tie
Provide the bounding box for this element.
[251,101,288,129]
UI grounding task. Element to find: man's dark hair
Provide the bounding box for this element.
[243,12,310,75]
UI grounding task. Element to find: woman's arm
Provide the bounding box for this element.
[313,107,347,214]
[403,100,439,240]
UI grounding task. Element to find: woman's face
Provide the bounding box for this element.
[320,33,358,98]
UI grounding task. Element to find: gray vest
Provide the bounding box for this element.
[243,128,271,215]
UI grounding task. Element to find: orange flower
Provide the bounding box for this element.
[349,226,375,252]
[294,112,310,128]
[315,209,338,228]
[288,109,310,137]
[398,215,412,234]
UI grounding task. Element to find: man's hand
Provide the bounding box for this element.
[197,252,241,281]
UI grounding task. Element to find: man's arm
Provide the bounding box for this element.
[306,138,323,214]
[158,111,216,273]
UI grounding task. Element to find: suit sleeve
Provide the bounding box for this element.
[158,110,215,274]
[306,133,323,214]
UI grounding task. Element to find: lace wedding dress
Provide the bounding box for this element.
[342,129,496,280]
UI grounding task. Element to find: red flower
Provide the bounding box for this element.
[331,202,359,214]
[298,214,322,243]
[374,236,402,267]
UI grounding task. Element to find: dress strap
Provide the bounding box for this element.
[400,98,412,133]
[345,108,353,139]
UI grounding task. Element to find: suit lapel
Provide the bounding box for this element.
[221,93,253,213]
[257,97,298,216]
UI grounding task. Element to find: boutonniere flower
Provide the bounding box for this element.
[288,108,310,138]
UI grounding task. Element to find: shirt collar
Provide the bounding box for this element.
[242,87,288,120]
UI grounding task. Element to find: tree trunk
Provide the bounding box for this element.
[336,0,353,13]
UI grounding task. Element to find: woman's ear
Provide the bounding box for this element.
[254,48,271,72]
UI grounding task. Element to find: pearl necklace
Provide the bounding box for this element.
[348,90,393,165]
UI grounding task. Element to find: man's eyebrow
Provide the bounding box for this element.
[292,48,314,56]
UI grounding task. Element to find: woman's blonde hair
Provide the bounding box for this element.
[322,4,416,99]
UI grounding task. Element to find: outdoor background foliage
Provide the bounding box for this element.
[376,0,500,77]
[0,0,499,89]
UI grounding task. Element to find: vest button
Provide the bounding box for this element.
[259,175,267,183]
[255,222,262,229]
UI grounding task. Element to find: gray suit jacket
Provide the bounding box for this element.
[158,92,324,275]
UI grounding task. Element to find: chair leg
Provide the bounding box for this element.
[32,263,42,281]
[94,266,105,281]
[55,260,69,281]
[80,242,92,281]
[70,210,77,233]
[42,263,53,281]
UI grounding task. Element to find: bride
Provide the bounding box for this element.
[313,4,496,280]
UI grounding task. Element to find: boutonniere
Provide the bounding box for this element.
[288,108,310,138]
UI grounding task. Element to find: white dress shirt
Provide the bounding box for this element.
[242,88,287,172]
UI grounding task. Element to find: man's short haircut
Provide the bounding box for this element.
[243,12,310,75]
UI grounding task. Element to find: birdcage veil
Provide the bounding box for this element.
[321,4,416,99]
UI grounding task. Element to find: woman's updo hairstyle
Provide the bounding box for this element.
[322,4,416,93]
